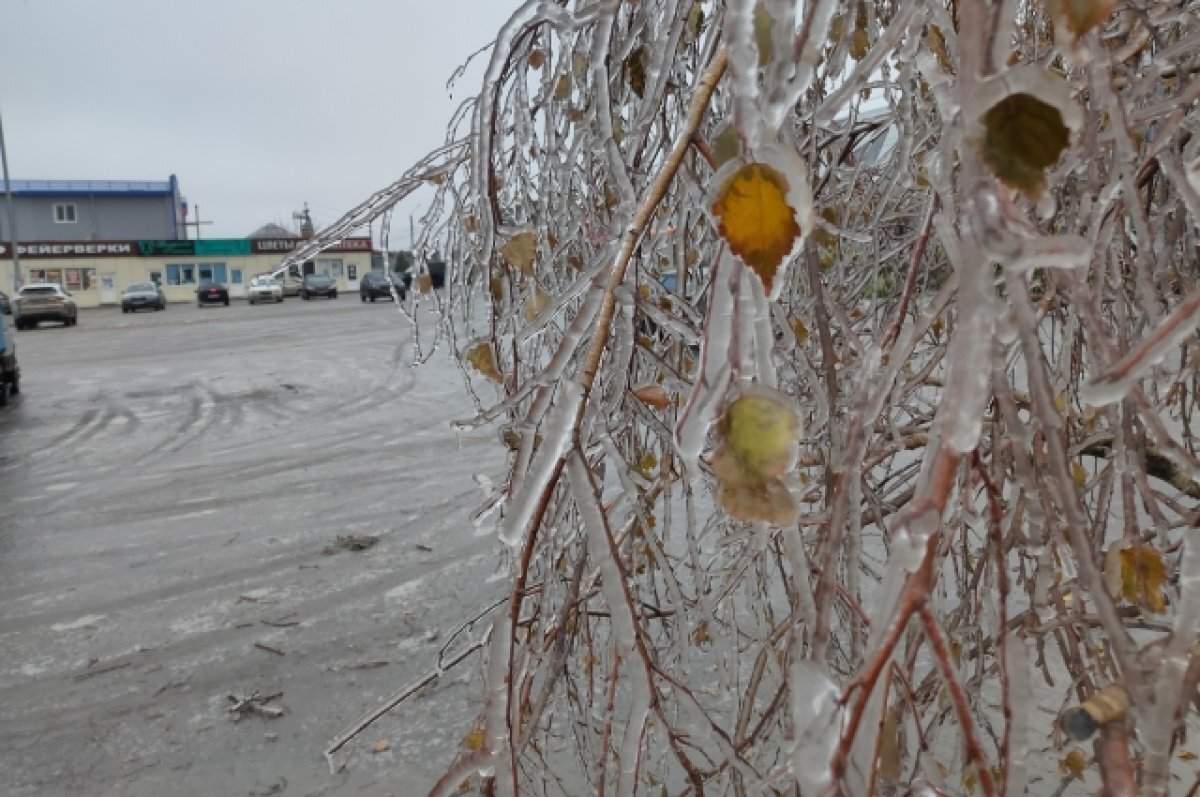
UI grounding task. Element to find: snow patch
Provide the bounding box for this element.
[50,614,106,631]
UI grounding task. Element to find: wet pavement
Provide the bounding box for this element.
[0,299,505,796]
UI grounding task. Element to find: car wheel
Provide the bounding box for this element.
[360,294,366,302]
[370,295,377,302]
[248,297,255,305]
[223,299,229,306]
[277,296,283,303]
[158,302,165,310]
[197,300,203,308]
[9,373,18,395]
[0,380,8,407]
[14,320,22,331]
[122,307,129,313]
[71,314,78,326]
[331,292,337,299]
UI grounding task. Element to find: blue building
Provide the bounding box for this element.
[0,175,185,242]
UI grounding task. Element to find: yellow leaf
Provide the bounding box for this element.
[418,273,433,294]
[962,765,978,795]
[1119,544,1168,613]
[371,739,391,753]
[927,24,953,73]
[501,232,537,276]
[691,621,711,645]
[465,341,504,383]
[523,287,551,323]
[1060,747,1087,779]
[463,727,486,751]
[1046,0,1117,43]
[711,385,804,526]
[711,162,803,296]
[1180,750,1198,761]
[632,384,672,410]
[1071,461,1088,489]
[976,92,1071,199]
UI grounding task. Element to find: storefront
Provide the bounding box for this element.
[0,237,373,306]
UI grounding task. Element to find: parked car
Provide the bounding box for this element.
[275,273,303,297]
[359,271,410,302]
[196,281,230,307]
[0,312,19,406]
[300,274,337,300]
[247,276,283,304]
[0,289,10,315]
[14,284,78,329]
[121,282,166,313]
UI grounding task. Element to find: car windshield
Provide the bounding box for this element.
[20,286,59,296]
[126,283,156,292]
[307,276,331,285]
[251,278,278,287]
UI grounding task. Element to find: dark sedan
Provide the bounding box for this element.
[122,282,167,312]
[359,271,410,302]
[300,274,337,300]
[196,281,230,307]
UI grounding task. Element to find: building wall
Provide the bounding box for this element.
[1,194,178,242]
[0,246,372,307]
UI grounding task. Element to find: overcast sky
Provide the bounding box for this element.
[0,0,518,244]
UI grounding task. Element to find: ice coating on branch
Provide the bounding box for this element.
[890,505,942,572]
[788,660,841,794]
[499,382,582,546]
[1003,634,1034,797]
[1081,290,1200,407]
[942,310,994,452]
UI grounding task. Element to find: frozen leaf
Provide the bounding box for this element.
[501,231,537,276]
[1180,750,1198,761]
[790,316,809,344]
[850,2,870,60]
[1046,0,1117,44]
[962,765,978,794]
[527,49,546,70]
[709,147,812,298]
[754,2,774,66]
[523,287,551,323]
[1060,747,1087,779]
[927,24,953,73]
[371,739,391,753]
[463,727,486,751]
[1071,461,1088,489]
[878,710,901,783]
[1119,545,1168,613]
[554,74,572,101]
[466,341,504,383]
[632,384,672,410]
[711,384,804,525]
[976,92,1071,199]
[418,273,433,294]
[711,123,742,167]
[625,46,647,98]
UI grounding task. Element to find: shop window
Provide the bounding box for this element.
[317,258,343,279]
[65,269,83,291]
[198,262,227,284]
[149,271,162,285]
[166,263,197,285]
[53,203,77,223]
[231,269,243,285]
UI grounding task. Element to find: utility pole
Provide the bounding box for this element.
[181,204,213,240]
[0,112,21,287]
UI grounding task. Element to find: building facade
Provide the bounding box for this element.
[0,177,185,242]
[0,237,373,305]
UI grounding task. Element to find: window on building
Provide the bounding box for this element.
[65,269,83,291]
[197,262,227,284]
[166,263,197,285]
[317,258,343,279]
[231,269,243,285]
[53,203,77,223]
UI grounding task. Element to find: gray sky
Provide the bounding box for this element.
[0,0,517,244]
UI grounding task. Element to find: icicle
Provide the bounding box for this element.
[499,382,583,547]
[788,660,841,794]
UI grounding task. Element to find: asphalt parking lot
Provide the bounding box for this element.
[0,299,504,796]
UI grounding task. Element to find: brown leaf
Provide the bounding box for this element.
[1060,747,1087,779]
[465,341,504,383]
[418,273,433,294]
[1119,544,1168,613]
[501,231,537,276]
[625,46,647,98]
[976,92,1071,199]
[632,384,672,410]
[1046,0,1118,43]
[711,162,803,295]
[527,49,546,70]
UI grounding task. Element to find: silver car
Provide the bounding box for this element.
[14,284,78,329]
[121,282,166,313]
[247,276,283,304]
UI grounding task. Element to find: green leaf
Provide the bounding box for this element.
[711,123,742,167]
[754,2,774,66]
[977,92,1071,199]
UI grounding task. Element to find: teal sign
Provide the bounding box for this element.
[138,240,195,257]
[136,239,254,257]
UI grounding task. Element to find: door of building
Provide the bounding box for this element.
[100,273,118,304]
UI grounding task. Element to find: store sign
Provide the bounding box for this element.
[138,240,196,257]
[0,241,137,259]
[251,237,372,254]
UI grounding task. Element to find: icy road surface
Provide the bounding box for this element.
[0,300,505,796]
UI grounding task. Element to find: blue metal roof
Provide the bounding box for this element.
[3,179,174,196]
